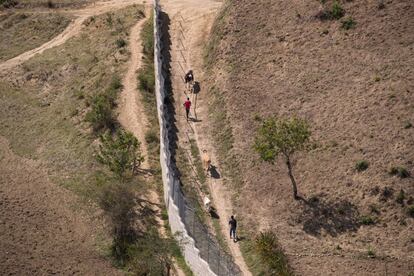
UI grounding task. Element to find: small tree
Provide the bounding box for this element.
[254,117,311,199]
[97,129,144,178]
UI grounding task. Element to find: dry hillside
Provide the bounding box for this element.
[205,0,414,275]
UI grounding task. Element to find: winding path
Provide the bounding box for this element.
[0,0,145,71]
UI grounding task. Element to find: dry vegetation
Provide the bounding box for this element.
[0,12,71,61]
[205,0,414,275]
[0,5,182,275]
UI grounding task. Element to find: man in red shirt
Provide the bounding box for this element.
[183,97,191,121]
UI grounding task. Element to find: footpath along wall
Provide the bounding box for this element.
[152,1,241,275]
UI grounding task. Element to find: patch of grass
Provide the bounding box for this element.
[359,215,376,225]
[331,1,345,19]
[0,12,71,61]
[396,189,405,205]
[367,247,376,258]
[254,231,292,276]
[115,38,127,48]
[389,166,410,178]
[189,139,207,185]
[341,17,356,30]
[355,160,369,172]
[407,206,414,218]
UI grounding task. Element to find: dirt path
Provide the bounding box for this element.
[117,10,186,276]
[117,9,149,170]
[160,0,251,274]
[0,0,145,71]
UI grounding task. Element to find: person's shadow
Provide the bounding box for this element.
[209,165,220,179]
[192,81,201,94]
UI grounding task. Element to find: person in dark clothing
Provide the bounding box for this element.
[183,97,191,121]
[184,70,194,91]
[229,215,237,242]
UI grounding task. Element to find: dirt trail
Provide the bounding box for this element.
[117,10,185,276]
[117,8,149,170]
[0,0,145,71]
[160,0,251,274]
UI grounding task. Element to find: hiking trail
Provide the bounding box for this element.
[0,0,145,71]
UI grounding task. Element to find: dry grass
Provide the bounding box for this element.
[0,12,72,61]
[205,0,414,275]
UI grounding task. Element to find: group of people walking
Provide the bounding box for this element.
[182,69,239,242]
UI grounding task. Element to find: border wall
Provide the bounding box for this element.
[153,1,241,275]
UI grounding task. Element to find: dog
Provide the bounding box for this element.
[202,149,211,175]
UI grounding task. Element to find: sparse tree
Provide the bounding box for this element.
[254,117,311,199]
[97,129,144,178]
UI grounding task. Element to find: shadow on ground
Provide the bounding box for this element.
[297,195,361,237]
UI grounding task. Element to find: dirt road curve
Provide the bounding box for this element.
[160,0,252,274]
[0,0,145,71]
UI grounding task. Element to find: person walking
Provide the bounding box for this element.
[229,215,237,242]
[184,70,194,91]
[183,97,191,121]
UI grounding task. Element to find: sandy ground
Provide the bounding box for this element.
[204,0,414,275]
[159,0,251,274]
[0,136,122,275]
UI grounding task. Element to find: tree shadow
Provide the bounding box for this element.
[297,195,361,237]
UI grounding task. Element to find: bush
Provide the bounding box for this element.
[99,183,138,265]
[0,0,18,8]
[138,64,155,94]
[97,129,144,178]
[145,129,159,145]
[85,75,123,131]
[396,189,405,204]
[115,38,127,48]
[389,166,410,178]
[255,231,292,276]
[404,122,412,129]
[359,215,375,225]
[86,94,115,131]
[355,160,369,172]
[367,247,376,258]
[331,1,345,19]
[341,17,356,30]
[407,206,414,218]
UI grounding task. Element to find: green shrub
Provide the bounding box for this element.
[115,38,127,48]
[355,160,369,172]
[331,1,345,19]
[0,0,17,7]
[138,64,155,94]
[145,129,159,145]
[255,231,292,276]
[341,17,356,30]
[85,94,115,131]
[407,206,414,218]
[396,189,405,204]
[367,247,376,258]
[359,215,375,225]
[85,75,123,131]
[97,129,144,178]
[389,166,410,178]
[99,183,138,265]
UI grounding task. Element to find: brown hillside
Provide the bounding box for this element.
[205,0,414,275]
